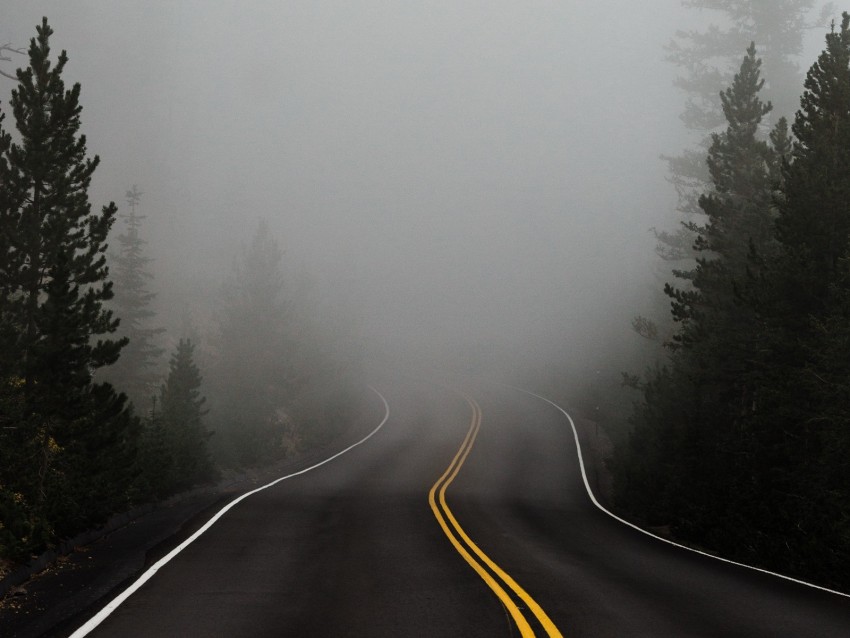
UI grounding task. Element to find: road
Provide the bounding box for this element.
[70,377,850,637]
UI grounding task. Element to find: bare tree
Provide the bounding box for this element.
[0,41,25,80]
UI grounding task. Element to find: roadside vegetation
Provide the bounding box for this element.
[610,3,850,591]
[0,19,362,569]
[4,2,850,597]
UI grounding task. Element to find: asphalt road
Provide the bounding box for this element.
[69,377,850,637]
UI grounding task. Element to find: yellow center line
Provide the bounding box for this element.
[428,392,563,637]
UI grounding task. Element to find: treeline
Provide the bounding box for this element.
[612,15,850,590]
[0,20,360,564]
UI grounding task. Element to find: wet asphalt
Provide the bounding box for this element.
[5,377,850,637]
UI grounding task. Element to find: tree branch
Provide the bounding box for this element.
[0,42,25,80]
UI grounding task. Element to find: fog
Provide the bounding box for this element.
[2,2,729,383]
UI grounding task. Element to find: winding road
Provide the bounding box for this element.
[70,377,850,637]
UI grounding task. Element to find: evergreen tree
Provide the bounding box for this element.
[668,1,831,131]
[698,47,782,269]
[742,13,850,583]
[615,45,785,557]
[664,0,828,205]
[105,185,165,411]
[617,19,850,590]
[754,13,850,437]
[644,1,831,341]
[774,12,850,319]
[668,44,783,350]
[133,412,174,500]
[667,46,784,538]
[211,220,293,466]
[158,339,214,490]
[0,107,14,361]
[0,18,136,554]
[0,17,125,408]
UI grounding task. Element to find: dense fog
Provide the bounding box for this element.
[0,2,825,380]
[8,3,850,607]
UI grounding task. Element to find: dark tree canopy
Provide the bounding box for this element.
[616,16,850,591]
[667,43,782,350]
[0,18,138,558]
[157,339,214,489]
[654,1,829,281]
[774,12,850,317]
[0,18,124,397]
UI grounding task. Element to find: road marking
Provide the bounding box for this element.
[516,387,850,600]
[69,387,391,638]
[428,393,563,637]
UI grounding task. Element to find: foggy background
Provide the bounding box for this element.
[2,2,822,384]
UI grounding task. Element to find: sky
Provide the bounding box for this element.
[0,2,834,379]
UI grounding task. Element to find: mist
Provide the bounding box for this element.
[3,2,699,381]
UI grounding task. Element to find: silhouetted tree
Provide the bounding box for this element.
[669,44,784,349]
[641,1,832,342]
[616,19,850,590]
[743,14,850,583]
[158,339,214,489]
[669,1,832,131]
[773,13,850,319]
[616,46,783,535]
[0,18,137,556]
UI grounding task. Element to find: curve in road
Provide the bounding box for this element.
[429,392,562,637]
[518,386,850,601]
[69,387,391,638]
[61,377,850,637]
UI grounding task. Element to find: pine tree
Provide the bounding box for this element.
[211,220,293,466]
[0,106,14,368]
[616,19,850,589]
[0,18,136,553]
[615,45,786,556]
[668,1,830,131]
[645,1,830,340]
[668,44,783,350]
[742,14,850,584]
[158,339,214,490]
[700,47,781,268]
[774,12,850,319]
[0,17,125,402]
[664,0,827,206]
[106,185,165,412]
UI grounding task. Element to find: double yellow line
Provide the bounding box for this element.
[428,394,563,637]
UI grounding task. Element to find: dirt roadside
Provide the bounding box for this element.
[0,394,610,638]
[0,398,385,638]
[0,453,339,638]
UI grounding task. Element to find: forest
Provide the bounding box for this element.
[0,19,361,567]
[612,2,850,591]
[0,0,849,596]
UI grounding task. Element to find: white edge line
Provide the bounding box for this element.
[513,386,850,600]
[70,386,391,637]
